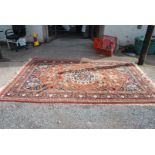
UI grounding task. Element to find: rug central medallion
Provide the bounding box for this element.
[27,63,129,91]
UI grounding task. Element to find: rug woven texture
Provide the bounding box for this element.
[0,58,155,104]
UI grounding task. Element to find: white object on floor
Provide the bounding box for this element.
[125,52,136,57]
[17,38,26,47]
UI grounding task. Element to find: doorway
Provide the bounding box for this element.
[44,25,104,42]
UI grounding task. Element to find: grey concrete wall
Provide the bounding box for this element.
[0,25,12,40]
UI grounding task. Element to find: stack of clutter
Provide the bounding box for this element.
[94,35,117,56]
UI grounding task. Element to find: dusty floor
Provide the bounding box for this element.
[0,38,155,128]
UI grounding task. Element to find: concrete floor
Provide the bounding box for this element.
[0,38,155,128]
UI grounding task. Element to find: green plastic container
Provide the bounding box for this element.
[135,36,155,55]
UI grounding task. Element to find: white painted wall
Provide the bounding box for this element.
[26,25,44,42]
[104,25,155,46]
[0,25,12,40]
[0,25,44,42]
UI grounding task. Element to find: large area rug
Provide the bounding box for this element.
[0,58,155,104]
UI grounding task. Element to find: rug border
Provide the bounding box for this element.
[133,63,155,88]
[0,57,155,104]
[0,58,33,95]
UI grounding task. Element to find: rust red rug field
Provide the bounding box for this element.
[0,58,155,104]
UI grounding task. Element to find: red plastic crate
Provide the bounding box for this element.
[94,35,117,56]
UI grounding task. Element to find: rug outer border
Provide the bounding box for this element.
[0,58,155,104]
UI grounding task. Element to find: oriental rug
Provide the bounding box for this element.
[0,58,155,104]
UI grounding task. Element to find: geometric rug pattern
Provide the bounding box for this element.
[0,58,155,104]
